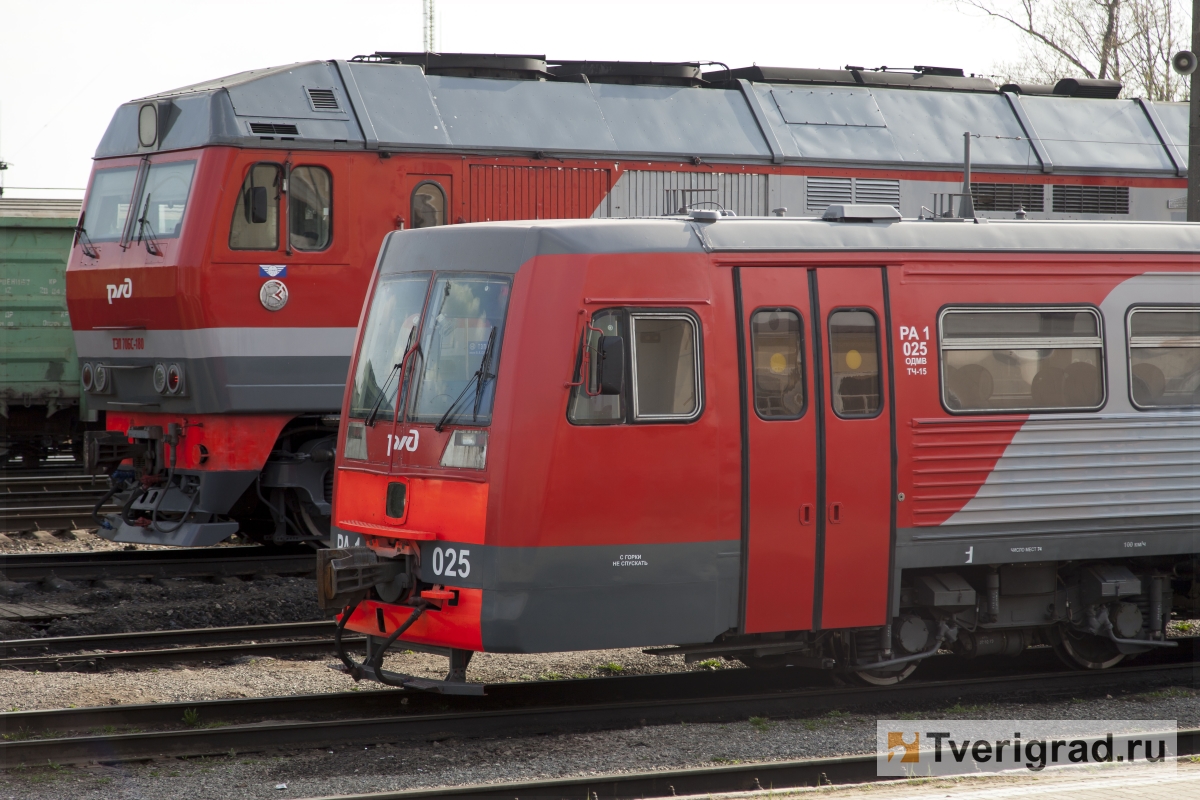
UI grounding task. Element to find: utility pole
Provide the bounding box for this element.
[1190,0,1200,220]
[423,0,436,53]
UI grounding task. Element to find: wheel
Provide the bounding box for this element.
[295,494,332,548]
[845,662,919,686]
[834,630,921,685]
[1049,625,1124,670]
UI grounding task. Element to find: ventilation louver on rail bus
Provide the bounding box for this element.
[249,122,300,136]
[306,88,340,111]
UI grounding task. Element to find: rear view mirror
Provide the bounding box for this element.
[597,336,624,395]
[249,186,269,223]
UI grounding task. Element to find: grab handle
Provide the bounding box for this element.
[800,504,813,526]
[828,502,842,524]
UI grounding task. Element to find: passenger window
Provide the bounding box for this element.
[289,165,332,250]
[829,310,881,418]
[1127,307,1200,409]
[940,308,1104,412]
[631,315,701,420]
[411,181,445,228]
[229,163,281,250]
[568,310,626,424]
[751,309,805,419]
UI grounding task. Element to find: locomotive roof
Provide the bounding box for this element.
[377,216,1200,275]
[96,58,1188,178]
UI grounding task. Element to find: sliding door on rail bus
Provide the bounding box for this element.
[738,266,893,634]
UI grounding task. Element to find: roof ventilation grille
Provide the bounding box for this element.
[249,122,300,136]
[307,88,340,111]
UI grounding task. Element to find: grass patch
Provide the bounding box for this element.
[182,708,201,727]
[749,716,772,733]
[539,672,565,681]
[944,702,984,714]
[597,662,625,675]
[694,658,722,670]
[710,757,742,764]
[572,672,588,680]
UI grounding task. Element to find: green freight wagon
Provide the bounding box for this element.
[0,198,97,467]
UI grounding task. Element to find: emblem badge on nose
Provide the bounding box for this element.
[259,279,289,311]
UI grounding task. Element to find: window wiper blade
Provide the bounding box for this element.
[136,193,162,256]
[365,328,420,428]
[435,326,497,433]
[74,222,99,259]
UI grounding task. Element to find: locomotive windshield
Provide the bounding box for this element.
[348,272,432,422]
[132,160,196,239]
[408,273,512,426]
[81,166,138,241]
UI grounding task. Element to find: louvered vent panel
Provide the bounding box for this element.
[249,122,300,135]
[469,165,611,222]
[806,177,853,210]
[1052,185,1129,214]
[971,183,1045,212]
[853,179,900,208]
[307,88,340,111]
[622,171,768,217]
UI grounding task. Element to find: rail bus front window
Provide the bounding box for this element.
[289,166,332,250]
[411,182,445,228]
[1128,308,1200,409]
[81,166,138,241]
[408,274,513,426]
[940,308,1104,412]
[631,315,701,421]
[569,310,626,424]
[131,160,196,240]
[347,273,433,429]
[229,163,281,250]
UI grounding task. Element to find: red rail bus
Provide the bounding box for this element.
[321,210,1200,690]
[67,53,1190,548]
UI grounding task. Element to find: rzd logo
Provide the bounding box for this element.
[387,429,419,457]
[887,732,920,763]
[106,278,132,304]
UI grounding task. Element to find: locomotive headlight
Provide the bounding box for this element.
[93,364,109,393]
[81,362,94,392]
[166,363,184,395]
[152,363,168,394]
[440,429,488,470]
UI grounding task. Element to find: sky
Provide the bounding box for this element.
[0,0,1026,199]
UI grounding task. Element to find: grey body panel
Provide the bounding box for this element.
[416,540,740,653]
[96,59,1188,177]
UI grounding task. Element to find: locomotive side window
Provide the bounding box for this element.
[80,166,138,242]
[229,163,281,250]
[829,310,881,418]
[750,308,806,419]
[347,272,432,429]
[568,310,626,424]
[1127,307,1200,409]
[940,307,1105,413]
[630,314,701,421]
[411,181,446,228]
[289,165,332,250]
[131,160,196,239]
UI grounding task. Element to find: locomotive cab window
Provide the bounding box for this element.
[411,181,446,228]
[289,165,332,250]
[568,309,702,424]
[229,163,281,250]
[131,159,195,239]
[940,307,1105,413]
[751,308,805,419]
[1127,307,1200,409]
[829,310,881,418]
[80,166,138,242]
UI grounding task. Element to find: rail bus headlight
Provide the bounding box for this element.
[92,364,109,393]
[81,362,94,392]
[166,363,184,395]
[152,363,168,394]
[439,429,488,470]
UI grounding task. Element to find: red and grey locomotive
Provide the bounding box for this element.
[322,211,1200,688]
[65,52,1191,547]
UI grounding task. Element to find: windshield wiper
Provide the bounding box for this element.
[135,193,162,256]
[74,222,99,259]
[435,326,497,432]
[365,327,420,428]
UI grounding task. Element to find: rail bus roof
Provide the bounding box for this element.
[97,57,1188,178]
[376,216,1200,277]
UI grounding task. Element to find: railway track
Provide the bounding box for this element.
[0,544,316,583]
[1,646,1195,767]
[0,472,116,533]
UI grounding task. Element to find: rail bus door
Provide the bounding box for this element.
[738,268,819,633]
[812,267,892,629]
[400,174,453,229]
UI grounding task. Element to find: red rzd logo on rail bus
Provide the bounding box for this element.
[112,337,145,351]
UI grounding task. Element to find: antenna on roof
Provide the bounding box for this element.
[423,0,437,53]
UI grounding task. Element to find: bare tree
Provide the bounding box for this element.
[957,0,1189,99]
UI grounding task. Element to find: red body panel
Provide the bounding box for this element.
[345,593,483,651]
[105,412,291,472]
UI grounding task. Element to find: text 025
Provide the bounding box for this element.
[430,547,470,578]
